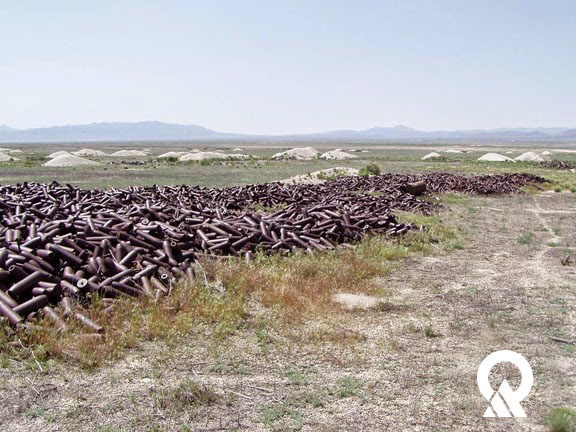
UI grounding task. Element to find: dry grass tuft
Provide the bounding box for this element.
[214,212,459,321]
[152,378,219,412]
[0,279,246,369]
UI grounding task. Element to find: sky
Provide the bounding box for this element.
[0,0,575,134]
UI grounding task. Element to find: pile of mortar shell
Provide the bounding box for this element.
[0,172,545,331]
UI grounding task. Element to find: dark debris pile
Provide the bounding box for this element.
[0,172,545,330]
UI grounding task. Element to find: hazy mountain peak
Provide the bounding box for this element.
[0,121,573,143]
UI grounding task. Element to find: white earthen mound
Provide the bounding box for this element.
[179,152,249,161]
[73,149,108,157]
[0,152,20,162]
[541,151,554,156]
[110,150,149,157]
[6,149,22,154]
[320,149,358,160]
[515,151,546,162]
[444,149,463,154]
[48,151,72,159]
[271,147,319,160]
[280,167,359,185]
[477,153,515,162]
[232,148,243,152]
[43,154,100,167]
[421,152,442,160]
[158,151,188,158]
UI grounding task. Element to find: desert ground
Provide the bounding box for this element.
[0,141,575,431]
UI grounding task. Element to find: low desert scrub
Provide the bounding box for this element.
[330,376,363,398]
[545,407,576,432]
[359,163,381,176]
[518,232,534,245]
[152,378,219,412]
[424,324,440,338]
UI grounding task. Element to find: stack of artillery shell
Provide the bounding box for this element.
[542,161,575,171]
[0,173,545,330]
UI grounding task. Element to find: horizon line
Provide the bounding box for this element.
[0,120,574,136]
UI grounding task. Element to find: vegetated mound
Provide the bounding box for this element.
[0,172,545,331]
[421,152,442,160]
[515,152,547,162]
[73,149,108,157]
[281,167,359,185]
[110,150,149,157]
[48,150,72,159]
[0,152,20,162]
[43,154,101,167]
[477,153,515,162]
[179,152,249,161]
[320,149,358,160]
[158,151,188,158]
[271,147,319,160]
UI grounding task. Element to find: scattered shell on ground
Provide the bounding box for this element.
[73,149,108,157]
[271,147,319,160]
[421,152,442,160]
[332,293,385,311]
[110,150,149,157]
[515,151,547,162]
[48,150,73,159]
[320,149,358,160]
[280,167,359,185]
[43,154,100,167]
[477,153,515,162]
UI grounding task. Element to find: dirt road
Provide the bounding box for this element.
[1,192,574,431]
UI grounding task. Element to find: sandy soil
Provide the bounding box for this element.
[1,192,574,431]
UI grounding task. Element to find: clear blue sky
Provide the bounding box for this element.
[1,0,574,134]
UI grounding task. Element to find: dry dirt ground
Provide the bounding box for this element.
[1,192,575,431]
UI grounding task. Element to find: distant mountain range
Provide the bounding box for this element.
[0,121,574,143]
